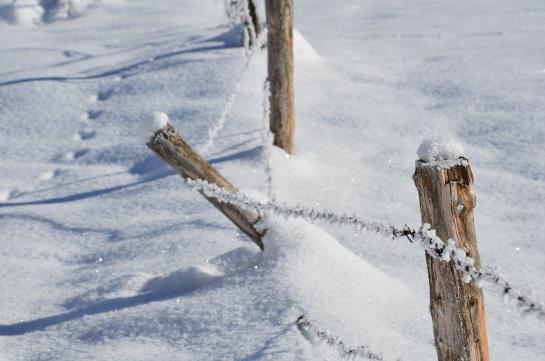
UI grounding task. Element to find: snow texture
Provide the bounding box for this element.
[188,178,545,320]
[417,136,464,162]
[1,1,545,360]
[0,1,43,25]
[140,111,169,143]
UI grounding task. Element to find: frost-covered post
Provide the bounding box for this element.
[413,138,489,361]
[266,0,295,154]
[144,112,264,250]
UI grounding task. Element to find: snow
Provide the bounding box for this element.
[1,0,545,360]
[417,136,465,162]
[293,29,322,64]
[140,111,169,143]
[0,1,43,26]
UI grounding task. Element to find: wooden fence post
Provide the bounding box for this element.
[413,158,489,361]
[147,122,264,250]
[266,0,295,154]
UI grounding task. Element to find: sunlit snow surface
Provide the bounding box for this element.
[1,1,544,360]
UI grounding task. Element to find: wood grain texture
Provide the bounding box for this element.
[147,123,264,250]
[266,0,295,154]
[413,159,489,361]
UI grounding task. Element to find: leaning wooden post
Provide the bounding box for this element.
[145,113,264,250]
[413,142,489,361]
[266,0,295,154]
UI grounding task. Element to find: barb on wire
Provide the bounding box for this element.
[296,316,389,360]
[185,178,545,322]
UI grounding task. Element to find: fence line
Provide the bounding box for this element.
[185,178,545,322]
[242,0,258,53]
[224,0,258,52]
[260,79,274,199]
[296,316,390,360]
[197,30,267,157]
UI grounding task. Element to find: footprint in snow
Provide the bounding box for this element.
[96,88,114,102]
[85,110,103,120]
[39,169,60,181]
[75,129,97,141]
[64,149,89,161]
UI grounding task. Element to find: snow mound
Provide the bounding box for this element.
[261,216,425,361]
[417,136,464,162]
[0,1,43,26]
[140,111,169,143]
[140,247,259,294]
[294,28,322,64]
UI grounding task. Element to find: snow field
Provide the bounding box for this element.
[0,0,544,360]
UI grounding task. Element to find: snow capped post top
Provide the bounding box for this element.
[417,136,464,163]
[141,111,169,143]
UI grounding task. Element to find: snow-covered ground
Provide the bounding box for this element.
[1,1,544,360]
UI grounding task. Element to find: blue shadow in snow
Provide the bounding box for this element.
[0,247,258,336]
[0,44,233,87]
[0,171,174,208]
[209,145,262,165]
[0,289,183,336]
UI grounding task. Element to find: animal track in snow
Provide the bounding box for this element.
[96,88,114,102]
[75,129,97,141]
[39,169,60,181]
[85,110,103,120]
[64,149,89,161]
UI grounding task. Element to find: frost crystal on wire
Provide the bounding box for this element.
[185,178,545,322]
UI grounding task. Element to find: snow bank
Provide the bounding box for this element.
[417,136,464,162]
[260,216,429,360]
[140,247,259,294]
[140,111,169,143]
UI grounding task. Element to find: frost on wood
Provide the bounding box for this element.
[417,136,464,162]
[414,158,489,361]
[140,111,169,142]
[146,123,264,249]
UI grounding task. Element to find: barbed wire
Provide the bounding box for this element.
[241,0,258,53]
[296,316,393,360]
[260,79,274,199]
[185,178,545,322]
[197,29,267,157]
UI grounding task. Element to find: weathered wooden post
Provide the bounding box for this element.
[413,141,489,361]
[266,0,295,154]
[145,114,264,250]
